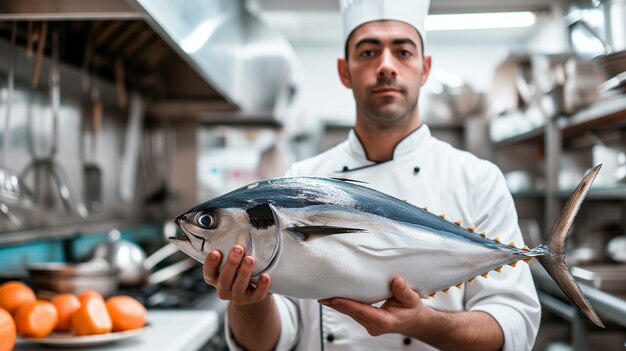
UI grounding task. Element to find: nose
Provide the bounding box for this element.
[376,49,397,79]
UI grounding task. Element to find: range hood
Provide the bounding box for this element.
[0,0,301,121]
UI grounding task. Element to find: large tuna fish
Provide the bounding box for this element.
[172,165,603,327]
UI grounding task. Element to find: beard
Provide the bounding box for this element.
[352,75,421,127]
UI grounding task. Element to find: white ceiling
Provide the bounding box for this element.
[251,1,559,45]
[252,0,562,13]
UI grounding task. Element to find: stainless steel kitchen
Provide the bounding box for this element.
[0,0,625,350]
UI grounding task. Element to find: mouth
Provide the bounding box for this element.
[169,222,209,263]
[372,87,402,95]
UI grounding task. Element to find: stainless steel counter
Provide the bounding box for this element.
[14,309,219,351]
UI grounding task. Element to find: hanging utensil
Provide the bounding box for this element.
[115,57,127,108]
[0,22,27,227]
[22,30,88,218]
[119,93,145,203]
[1,22,33,205]
[82,43,103,213]
[31,21,48,88]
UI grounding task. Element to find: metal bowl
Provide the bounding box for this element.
[27,260,119,297]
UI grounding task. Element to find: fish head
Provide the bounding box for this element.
[172,202,281,276]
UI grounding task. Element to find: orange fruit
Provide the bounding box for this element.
[0,281,36,315]
[78,290,104,303]
[14,300,58,338]
[106,296,146,331]
[52,293,81,332]
[0,307,16,351]
[71,294,112,336]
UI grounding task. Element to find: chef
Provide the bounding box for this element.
[204,0,541,350]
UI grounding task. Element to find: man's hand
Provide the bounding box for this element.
[319,276,504,350]
[318,277,428,336]
[204,245,281,350]
[203,245,272,305]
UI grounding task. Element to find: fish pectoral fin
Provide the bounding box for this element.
[285,225,366,242]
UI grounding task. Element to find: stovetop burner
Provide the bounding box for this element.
[117,265,216,309]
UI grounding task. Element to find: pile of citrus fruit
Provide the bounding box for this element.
[0,281,146,351]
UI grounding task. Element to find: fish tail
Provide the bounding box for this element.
[536,164,604,328]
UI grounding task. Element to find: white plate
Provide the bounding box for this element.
[18,323,149,348]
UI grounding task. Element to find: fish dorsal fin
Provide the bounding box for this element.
[330,177,369,184]
[286,225,366,242]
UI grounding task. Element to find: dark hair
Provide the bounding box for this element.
[343,29,425,61]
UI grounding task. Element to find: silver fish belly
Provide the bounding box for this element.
[266,206,524,302]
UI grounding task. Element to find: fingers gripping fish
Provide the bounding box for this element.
[172,165,604,328]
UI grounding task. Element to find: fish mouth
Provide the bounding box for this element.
[170,219,211,263]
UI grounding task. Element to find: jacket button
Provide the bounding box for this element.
[403,337,412,345]
[326,333,335,342]
[413,166,420,174]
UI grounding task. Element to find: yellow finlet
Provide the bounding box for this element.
[480,231,486,237]
[443,288,450,294]
[508,241,516,247]
[524,258,533,264]
[509,262,517,268]
[495,267,502,273]
[468,226,476,232]
[439,214,446,219]
[454,220,462,226]
[456,283,463,289]
[493,236,500,243]
[481,273,489,279]
[467,278,475,285]
[429,293,436,298]
[522,245,529,250]
[423,207,429,212]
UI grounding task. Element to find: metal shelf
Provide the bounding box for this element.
[557,186,626,200]
[491,95,626,149]
[491,126,545,148]
[532,265,626,328]
[558,95,626,139]
[0,217,138,246]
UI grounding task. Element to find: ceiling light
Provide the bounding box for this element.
[425,11,537,31]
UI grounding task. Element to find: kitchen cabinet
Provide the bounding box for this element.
[490,94,626,350]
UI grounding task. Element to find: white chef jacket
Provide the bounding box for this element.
[225,124,541,351]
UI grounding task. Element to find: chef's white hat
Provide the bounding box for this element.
[340,0,431,46]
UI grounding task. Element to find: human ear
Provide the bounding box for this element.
[420,55,432,86]
[337,58,352,89]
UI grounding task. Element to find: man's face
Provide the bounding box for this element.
[338,20,431,127]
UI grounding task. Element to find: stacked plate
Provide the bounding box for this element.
[595,50,626,93]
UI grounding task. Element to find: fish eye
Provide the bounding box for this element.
[196,213,217,229]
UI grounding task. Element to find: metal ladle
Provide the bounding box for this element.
[21,29,88,218]
[0,22,34,210]
[0,22,32,227]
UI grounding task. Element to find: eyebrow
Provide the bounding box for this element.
[354,37,418,50]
